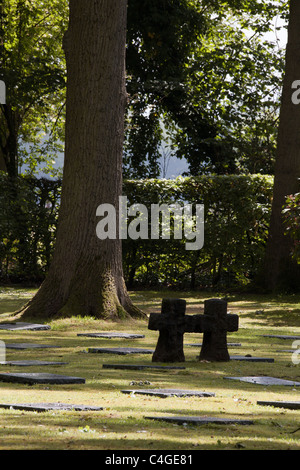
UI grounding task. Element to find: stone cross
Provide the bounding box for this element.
[148,298,187,362]
[197,298,239,361]
[148,298,238,362]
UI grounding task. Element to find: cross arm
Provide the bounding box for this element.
[184,313,238,333]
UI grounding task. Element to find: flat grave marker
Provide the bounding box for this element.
[88,347,154,355]
[102,364,185,370]
[187,342,241,347]
[276,349,296,353]
[145,416,254,426]
[0,322,50,331]
[259,335,300,340]
[224,376,300,386]
[0,402,103,412]
[229,356,274,363]
[0,372,85,385]
[0,360,68,367]
[5,343,61,350]
[121,388,215,398]
[257,400,300,410]
[78,332,145,339]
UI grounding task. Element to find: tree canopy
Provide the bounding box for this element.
[0,0,67,177]
[124,0,287,177]
[0,0,288,178]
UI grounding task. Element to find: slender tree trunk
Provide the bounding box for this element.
[263,0,300,291]
[19,0,145,319]
[0,105,19,177]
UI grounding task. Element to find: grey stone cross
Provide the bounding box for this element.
[148,298,238,362]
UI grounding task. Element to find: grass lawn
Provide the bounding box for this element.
[0,287,299,451]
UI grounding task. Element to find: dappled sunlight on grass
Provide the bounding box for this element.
[0,287,300,449]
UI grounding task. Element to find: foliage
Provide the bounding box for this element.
[282,192,300,263]
[0,0,287,179]
[0,173,273,288]
[125,0,287,178]
[0,173,61,281]
[0,0,68,177]
[123,174,273,288]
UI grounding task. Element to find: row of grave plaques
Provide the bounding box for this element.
[0,298,299,421]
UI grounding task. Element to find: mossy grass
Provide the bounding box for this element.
[0,287,300,450]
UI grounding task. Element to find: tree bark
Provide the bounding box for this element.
[263,0,300,291]
[19,0,145,320]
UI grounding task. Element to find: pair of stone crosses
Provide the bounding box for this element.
[148,298,238,362]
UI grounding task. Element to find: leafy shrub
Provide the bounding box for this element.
[123,175,273,289]
[0,173,273,288]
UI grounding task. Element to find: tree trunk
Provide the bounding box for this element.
[263,0,300,291]
[19,0,145,320]
[0,105,19,177]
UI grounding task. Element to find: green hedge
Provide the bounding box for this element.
[122,175,273,288]
[0,173,273,288]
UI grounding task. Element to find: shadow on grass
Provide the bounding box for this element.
[0,298,30,317]
[0,400,299,450]
[245,309,300,329]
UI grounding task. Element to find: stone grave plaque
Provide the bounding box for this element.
[0,322,50,331]
[0,402,103,412]
[224,376,300,386]
[0,372,85,385]
[102,364,186,370]
[259,335,300,340]
[6,343,60,350]
[0,360,68,367]
[88,347,153,355]
[145,416,254,425]
[230,356,274,363]
[276,349,295,353]
[257,400,300,410]
[121,388,215,398]
[187,343,241,347]
[78,332,145,339]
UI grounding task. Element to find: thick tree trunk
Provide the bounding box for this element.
[19,0,145,319]
[263,0,300,291]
